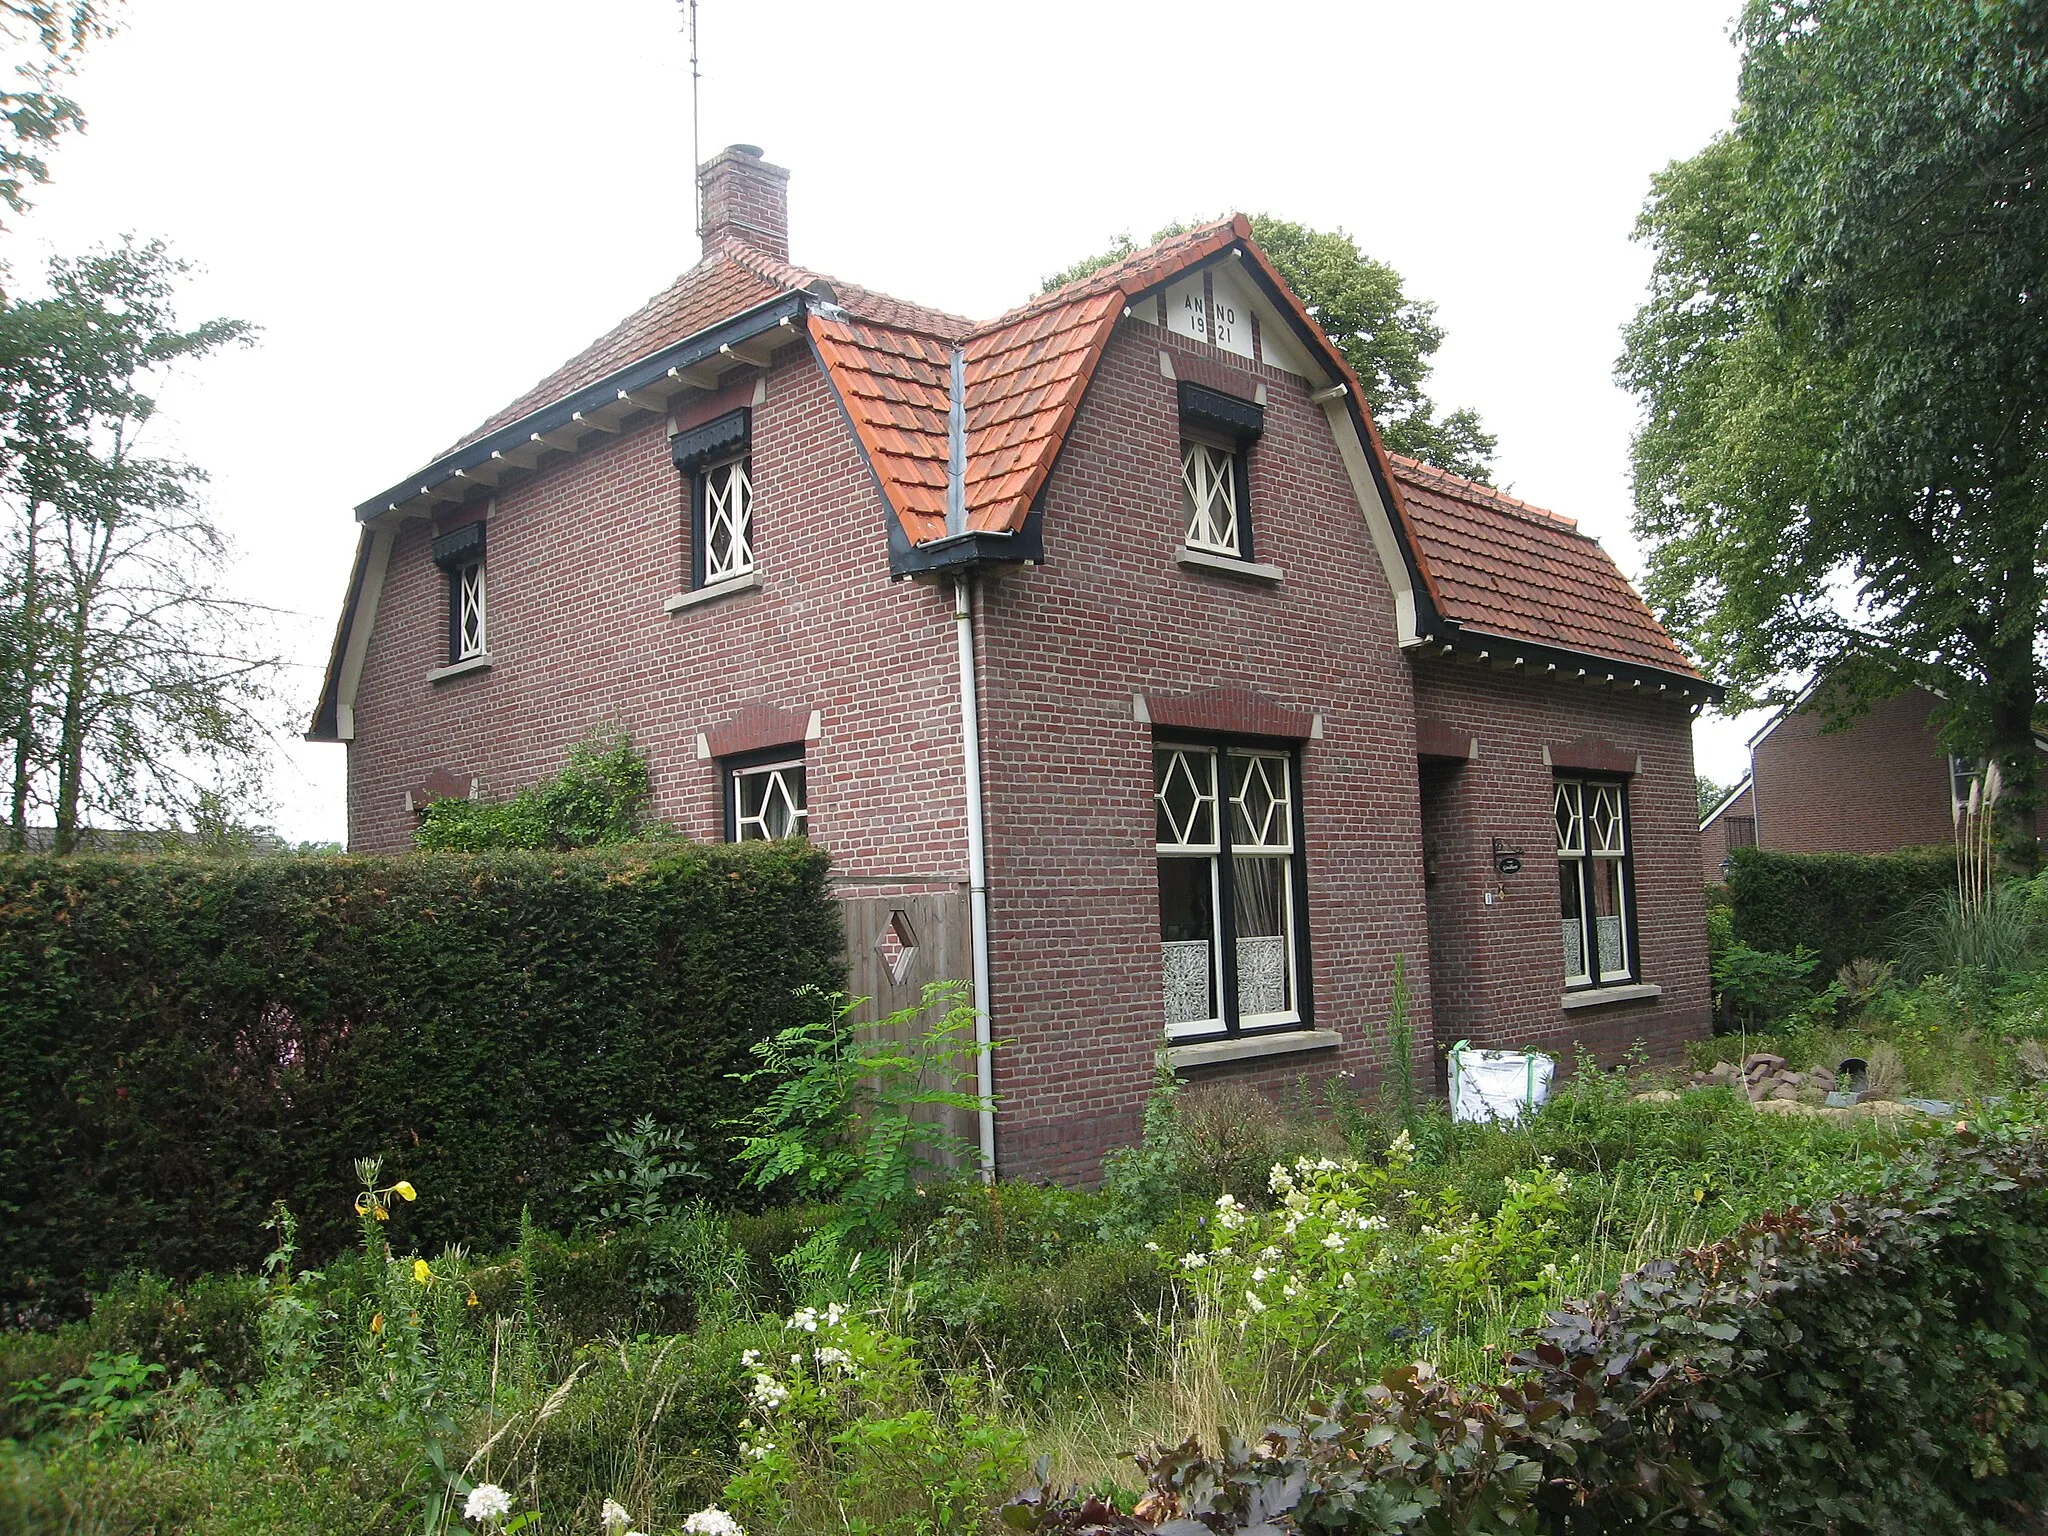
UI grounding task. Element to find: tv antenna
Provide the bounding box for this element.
[682,0,701,235]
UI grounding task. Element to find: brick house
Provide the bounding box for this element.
[1700,683,2048,877]
[313,146,1719,1181]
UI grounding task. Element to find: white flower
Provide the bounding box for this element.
[1244,1290,1266,1313]
[1283,1280,1301,1298]
[1361,1214,1389,1232]
[1315,1157,1339,1173]
[464,1484,514,1525]
[683,1510,745,1536]
[789,1353,802,1366]
[1259,1245,1282,1262]
[748,1373,789,1409]
[788,1307,819,1332]
[602,1499,632,1532]
[824,1302,847,1326]
[815,1345,852,1369]
[1322,1231,1346,1251]
[739,1348,762,1368]
[1250,1266,1269,1284]
[1179,1251,1208,1270]
[1268,1163,1293,1193]
[740,1438,774,1461]
[1339,1271,1356,1290]
[1144,1241,1160,1252]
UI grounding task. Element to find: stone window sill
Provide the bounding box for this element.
[665,570,761,612]
[1176,547,1283,585]
[1164,1027,1340,1071]
[427,653,493,684]
[1560,982,1664,1011]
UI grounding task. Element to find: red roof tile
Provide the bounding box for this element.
[1390,454,1701,678]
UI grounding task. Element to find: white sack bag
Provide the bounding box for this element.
[1448,1041,1556,1124]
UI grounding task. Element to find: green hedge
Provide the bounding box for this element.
[1018,1124,2048,1532]
[1725,844,1956,977]
[0,843,842,1319]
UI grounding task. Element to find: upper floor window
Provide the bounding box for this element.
[701,454,754,584]
[1156,740,1305,1039]
[673,406,755,590]
[1556,777,1634,987]
[430,519,488,665]
[1176,382,1262,562]
[728,752,806,841]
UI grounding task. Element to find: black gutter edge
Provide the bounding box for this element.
[352,291,808,523]
[1419,621,1726,703]
[887,510,1043,579]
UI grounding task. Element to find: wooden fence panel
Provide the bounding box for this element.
[837,888,977,1161]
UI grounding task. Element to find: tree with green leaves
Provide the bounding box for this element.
[0,238,267,850]
[1621,0,2048,871]
[1046,216,1496,481]
[0,3,114,222]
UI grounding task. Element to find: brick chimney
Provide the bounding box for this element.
[698,143,791,262]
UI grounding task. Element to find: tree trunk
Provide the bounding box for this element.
[8,501,40,851]
[51,601,87,855]
[1988,632,2041,878]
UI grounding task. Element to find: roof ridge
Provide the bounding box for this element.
[975,215,1245,335]
[721,243,976,340]
[1388,452,1585,534]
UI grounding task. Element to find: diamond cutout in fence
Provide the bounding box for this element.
[876,908,919,986]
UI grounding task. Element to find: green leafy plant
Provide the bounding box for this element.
[1711,939,1819,1030]
[729,981,994,1247]
[575,1116,709,1229]
[8,1349,167,1447]
[1384,952,1415,1121]
[414,730,666,851]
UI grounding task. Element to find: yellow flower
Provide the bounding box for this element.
[413,1258,432,1284]
[466,1291,479,1308]
[370,1312,385,1335]
[393,1181,417,1202]
[374,1207,390,1222]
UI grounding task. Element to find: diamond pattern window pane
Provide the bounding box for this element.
[1588,784,1625,854]
[1155,748,1216,849]
[704,456,754,583]
[1230,753,1291,849]
[1553,780,1583,854]
[735,763,806,841]
[456,562,487,659]
[1181,440,1239,555]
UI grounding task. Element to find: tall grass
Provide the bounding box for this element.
[1898,880,2042,981]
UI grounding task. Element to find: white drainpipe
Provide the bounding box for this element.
[954,572,997,1178]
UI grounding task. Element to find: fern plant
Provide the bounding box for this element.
[728,981,993,1244]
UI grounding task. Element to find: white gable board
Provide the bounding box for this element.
[1158,262,1316,378]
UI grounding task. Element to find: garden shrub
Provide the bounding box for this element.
[1725,845,1957,982]
[0,841,842,1317]
[412,730,664,851]
[1015,1119,2048,1533]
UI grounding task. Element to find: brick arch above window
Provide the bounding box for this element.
[1545,735,1640,776]
[697,700,820,760]
[1136,685,1317,740]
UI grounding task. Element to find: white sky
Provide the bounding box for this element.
[14,0,1768,844]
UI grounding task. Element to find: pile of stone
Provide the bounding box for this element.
[1688,1053,1839,1104]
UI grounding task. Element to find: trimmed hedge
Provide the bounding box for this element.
[0,843,842,1318]
[1017,1124,2048,1532]
[1725,844,1956,978]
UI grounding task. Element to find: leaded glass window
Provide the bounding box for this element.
[1155,743,1303,1038]
[732,759,806,841]
[1181,440,1242,556]
[702,454,754,584]
[1556,777,1633,987]
[454,561,486,661]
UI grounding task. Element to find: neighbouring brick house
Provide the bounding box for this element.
[313,146,1719,1181]
[1700,682,2048,877]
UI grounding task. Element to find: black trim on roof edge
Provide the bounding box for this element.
[353,291,807,522]
[1419,621,1725,702]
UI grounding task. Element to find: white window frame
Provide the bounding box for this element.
[1155,741,1303,1040]
[454,560,487,661]
[731,757,806,842]
[701,453,754,585]
[1556,777,1634,988]
[1181,438,1242,556]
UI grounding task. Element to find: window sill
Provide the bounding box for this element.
[1164,1028,1340,1071]
[665,570,761,612]
[1175,547,1283,585]
[426,653,493,684]
[1560,982,1663,1011]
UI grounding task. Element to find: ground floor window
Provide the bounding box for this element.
[1155,740,1306,1038]
[1555,776,1633,987]
[727,753,806,841]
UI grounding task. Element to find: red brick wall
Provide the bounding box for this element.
[346,351,971,887]
[973,319,1438,1183]
[1699,783,1755,881]
[1751,688,1958,855]
[1411,659,1711,1071]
